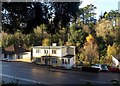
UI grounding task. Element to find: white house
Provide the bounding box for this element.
[32,45,76,69]
[112,55,120,69]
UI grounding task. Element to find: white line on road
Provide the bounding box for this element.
[0,74,48,84]
[79,79,107,84]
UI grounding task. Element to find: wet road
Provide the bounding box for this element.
[1,61,120,85]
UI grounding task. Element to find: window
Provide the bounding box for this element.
[62,59,67,64]
[18,55,20,59]
[65,59,67,64]
[52,50,57,54]
[68,59,70,64]
[62,59,64,64]
[52,58,57,63]
[4,54,7,58]
[36,49,40,53]
[37,58,41,62]
[44,50,48,54]
[9,54,13,59]
[42,58,45,61]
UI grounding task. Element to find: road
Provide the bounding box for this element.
[1,61,120,85]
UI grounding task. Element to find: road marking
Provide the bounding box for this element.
[0,74,48,84]
[79,79,107,84]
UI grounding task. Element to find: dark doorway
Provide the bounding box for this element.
[45,58,48,66]
[4,54,7,58]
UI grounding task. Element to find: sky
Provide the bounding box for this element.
[79,0,120,19]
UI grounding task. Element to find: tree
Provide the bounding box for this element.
[103,10,120,27]
[82,34,99,65]
[95,19,114,46]
[2,2,82,34]
[42,38,50,46]
[107,43,120,56]
[2,2,50,34]
[67,22,87,47]
[96,37,106,57]
[79,4,97,24]
[47,2,81,34]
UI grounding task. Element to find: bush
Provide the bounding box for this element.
[83,62,90,67]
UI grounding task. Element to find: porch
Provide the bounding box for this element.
[34,55,74,69]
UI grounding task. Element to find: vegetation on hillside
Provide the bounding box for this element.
[1,2,120,65]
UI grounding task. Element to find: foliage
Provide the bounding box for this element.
[96,37,106,56]
[107,43,120,56]
[105,55,112,65]
[68,22,88,47]
[86,34,94,42]
[52,2,81,27]
[81,34,99,65]
[2,2,50,34]
[79,4,97,24]
[2,2,81,34]
[99,56,106,64]
[95,19,113,45]
[42,38,50,46]
[2,2,120,65]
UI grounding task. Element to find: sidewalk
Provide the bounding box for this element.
[29,62,97,75]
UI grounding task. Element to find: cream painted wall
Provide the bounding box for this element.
[61,47,67,56]
[33,48,62,57]
[68,46,75,55]
[23,52,31,59]
[70,57,74,67]
[32,46,76,68]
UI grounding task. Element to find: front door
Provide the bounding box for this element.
[45,58,48,66]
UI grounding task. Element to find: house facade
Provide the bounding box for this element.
[112,55,120,68]
[32,45,75,69]
[2,44,31,62]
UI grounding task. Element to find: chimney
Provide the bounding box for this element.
[52,43,57,46]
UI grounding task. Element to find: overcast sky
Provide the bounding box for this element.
[79,0,120,19]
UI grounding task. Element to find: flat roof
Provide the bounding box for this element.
[33,46,75,49]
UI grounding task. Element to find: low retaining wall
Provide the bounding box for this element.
[82,67,100,73]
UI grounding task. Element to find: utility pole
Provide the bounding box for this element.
[48,18,53,71]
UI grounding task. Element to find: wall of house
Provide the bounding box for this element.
[68,46,75,55]
[70,57,74,67]
[6,54,16,60]
[59,58,69,69]
[32,46,76,69]
[61,47,67,56]
[112,56,119,67]
[56,58,62,67]
[33,48,62,57]
[13,52,31,62]
[68,46,76,66]
[22,52,31,62]
[22,52,31,58]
